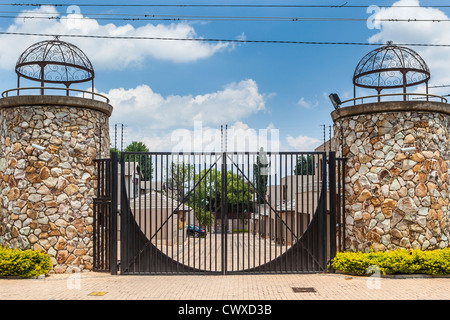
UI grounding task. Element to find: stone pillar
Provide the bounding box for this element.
[0,95,112,273]
[332,101,450,252]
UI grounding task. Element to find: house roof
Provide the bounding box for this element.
[314,139,336,153]
[140,180,165,191]
[130,191,193,212]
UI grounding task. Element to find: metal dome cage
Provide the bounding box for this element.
[15,36,95,95]
[353,41,431,101]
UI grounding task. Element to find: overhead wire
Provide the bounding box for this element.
[0,31,449,48]
[4,12,450,23]
[0,3,447,47]
[3,3,450,9]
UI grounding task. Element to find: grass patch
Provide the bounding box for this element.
[232,229,249,233]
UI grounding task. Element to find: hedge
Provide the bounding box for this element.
[331,248,450,276]
[0,245,53,278]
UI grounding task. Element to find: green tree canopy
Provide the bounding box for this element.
[123,141,153,180]
[294,154,315,176]
[167,161,195,202]
[190,168,254,215]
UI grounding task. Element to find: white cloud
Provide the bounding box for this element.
[0,5,230,70]
[368,0,450,96]
[286,135,321,151]
[105,79,266,131]
[297,97,319,109]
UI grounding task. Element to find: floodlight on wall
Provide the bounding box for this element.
[329,93,342,109]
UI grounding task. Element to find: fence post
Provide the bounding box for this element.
[110,152,119,275]
[328,152,337,272]
[221,152,228,275]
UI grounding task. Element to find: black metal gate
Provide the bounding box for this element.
[115,151,344,275]
[93,153,118,274]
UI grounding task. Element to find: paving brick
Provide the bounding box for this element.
[1,272,450,300]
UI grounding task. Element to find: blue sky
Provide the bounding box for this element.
[0,0,449,152]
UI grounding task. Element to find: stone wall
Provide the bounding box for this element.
[0,98,111,273]
[332,102,450,252]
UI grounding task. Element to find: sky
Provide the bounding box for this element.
[0,0,449,153]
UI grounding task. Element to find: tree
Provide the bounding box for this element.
[167,161,194,202]
[109,146,121,159]
[225,170,254,213]
[190,168,222,214]
[124,141,149,153]
[123,141,153,180]
[195,208,215,230]
[294,154,315,176]
[190,168,254,215]
[253,147,269,204]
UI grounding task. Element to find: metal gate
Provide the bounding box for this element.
[93,153,118,273]
[115,151,343,275]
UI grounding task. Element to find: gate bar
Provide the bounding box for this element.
[111,152,118,275]
[328,152,337,272]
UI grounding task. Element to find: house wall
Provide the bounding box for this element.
[0,96,111,273]
[132,206,195,246]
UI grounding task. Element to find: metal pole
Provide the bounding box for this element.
[40,65,45,95]
[121,124,124,152]
[110,152,119,275]
[221,150,227,274]
[99,126,102,159]
[328,152,337,272]
[114,124,117,151]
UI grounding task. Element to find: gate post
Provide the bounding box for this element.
[319,152,327,269]
[328,152,337,272]
[221,151,228,275]
[110,152,119,275]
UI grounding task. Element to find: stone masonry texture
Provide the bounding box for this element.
[333,107,450,252]
[0,103,110,273]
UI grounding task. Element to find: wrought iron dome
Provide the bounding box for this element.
[15,37,95,89]
[353,41,430,97]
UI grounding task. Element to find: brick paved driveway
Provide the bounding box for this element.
[1,272,449,300]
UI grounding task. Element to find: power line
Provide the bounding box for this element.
[4,3,450,9]
[6,13,450,23]
[1,31,450,48]
[429,84,450,88]
[2,9,450,23]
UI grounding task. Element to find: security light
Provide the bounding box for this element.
[329,93,342,109]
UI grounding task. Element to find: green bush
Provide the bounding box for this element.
[331,248,450,276]
[0,245,53,278]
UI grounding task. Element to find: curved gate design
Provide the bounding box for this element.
[112,151,341,275]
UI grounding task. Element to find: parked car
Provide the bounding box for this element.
[186,224,207,238]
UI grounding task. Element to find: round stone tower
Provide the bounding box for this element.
[331,42,450,252]
[0,37,112,273]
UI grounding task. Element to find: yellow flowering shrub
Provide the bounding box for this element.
[331,248,450,276]
[0,245,53,278]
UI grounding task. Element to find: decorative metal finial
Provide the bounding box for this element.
[16,38,95,87]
